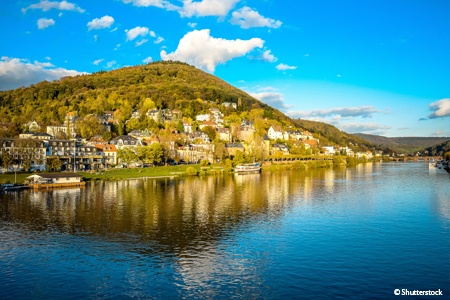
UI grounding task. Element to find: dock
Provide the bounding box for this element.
[28,182,86,190]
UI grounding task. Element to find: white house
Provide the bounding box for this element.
[196,114,210,122]
[26,173,82,184]
[268,125,284,140]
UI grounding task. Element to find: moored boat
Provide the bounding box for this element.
[235,163,261,174]
[0,183,29,192]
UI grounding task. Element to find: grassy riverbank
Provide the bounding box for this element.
[79,164,225,181]
[0,158,380,184]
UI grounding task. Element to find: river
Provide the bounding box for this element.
[1,162,449,299]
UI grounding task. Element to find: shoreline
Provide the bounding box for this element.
[1,158,418,184]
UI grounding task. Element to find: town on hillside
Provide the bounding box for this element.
[0,104,378,172]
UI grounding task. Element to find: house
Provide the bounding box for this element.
[86,136,108,146]
[217,127,231,142]
[110,135,143,149]
[222,102,237,109]
[303,139,319,148]
[196,114,210,122]
[268,125,284,140]
[177,144,214,163]
[271,143,290,155]
[26,173,85,189]
[199,121,217,130]
[25,120,41,132]
[147,109,162,123]
[162,109,173,121]
[225,143,245,156]
[300,131,314,140]
[0,138,47,171]
[171,109,182,120]
[96,144,117,166]
[131,109,141,119]
[287,130,303,141]
[183,122,193,133]
[104,111,114,121]
[356,151,374,159]
[238,121,255,142]
[188,131,210,143]
[19,132,53,140]
[47,139,77,156]
[323,146,336,155]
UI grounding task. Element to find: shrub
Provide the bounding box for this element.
[185,166,197,176]
[200,159,209,167]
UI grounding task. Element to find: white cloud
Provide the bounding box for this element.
[230,6,282,29]
[135,39,148,47]
[288,106,381,119]
[276,63,297,71]
[250,91,290,111]
[188,22,197,28]
[179,0,239,17]
[428,98,450,119]
[250,49,277,63]
[37,18,55,29]
[87,15,115,31]
[160,29,263,72]
[125,26,149,41]
[93,59,104,65]
[45,56,51,60]
[336,122,391,134]
[0,56,86,91]
[106,60,117,69]
[22,0,85,13]
[149,31,156,37]
[154,36,164,44]
[121,0,167,8]
[143,56,153,63]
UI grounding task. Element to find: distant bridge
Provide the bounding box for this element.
[388,156,442,162]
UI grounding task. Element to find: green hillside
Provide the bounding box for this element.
[422,140,450,157]
[354,133,450,154]
[0,61,288,126]
[0,61,375,150]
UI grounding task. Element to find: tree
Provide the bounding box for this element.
[202,126,216,141]
[148,143,165,165]
[213,141,227,162]
[117,148,138,166]
[76,114,104,139]
[1,152,13,170]
[47,156,62,171]
[232,150,247,167]
[102,130,113,142]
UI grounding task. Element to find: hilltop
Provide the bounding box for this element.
[0,61,374,150]
[354,133,450,154]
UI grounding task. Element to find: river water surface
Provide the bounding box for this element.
[1,163,449,299]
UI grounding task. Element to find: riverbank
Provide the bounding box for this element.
[0,158,387,184]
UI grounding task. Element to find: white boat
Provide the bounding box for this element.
[235,163,261,174]
[429,160,446,170]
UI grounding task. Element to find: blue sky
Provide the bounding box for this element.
[1,0,449,137]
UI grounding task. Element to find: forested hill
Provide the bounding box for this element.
[0,61,289,125]
[354,133,450,154]
[0,61,374,150]
[422,140,450,157]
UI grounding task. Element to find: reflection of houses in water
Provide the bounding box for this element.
[2,172,310,255]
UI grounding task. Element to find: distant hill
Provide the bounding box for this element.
[0,61,375,150]
[354,133,450,154]
[422,140,450,156]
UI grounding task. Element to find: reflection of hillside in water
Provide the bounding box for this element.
[0,172,322,251]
